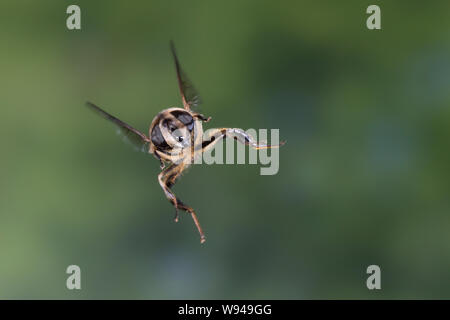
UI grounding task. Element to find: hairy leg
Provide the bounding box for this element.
[199,128,285,153]
[157,163,206,243]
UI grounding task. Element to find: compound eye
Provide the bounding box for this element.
[164,119,178,132]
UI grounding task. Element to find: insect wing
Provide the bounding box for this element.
[86,101,150,152]
[170,41,201,111]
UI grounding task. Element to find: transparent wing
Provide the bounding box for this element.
[86,101,150,152]
[170,41,201,111]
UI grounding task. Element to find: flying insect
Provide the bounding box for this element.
[86,42,285,243]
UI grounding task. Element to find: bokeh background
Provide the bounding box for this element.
[0,0,449,299]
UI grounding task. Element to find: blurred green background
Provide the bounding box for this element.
[0,0,449,299]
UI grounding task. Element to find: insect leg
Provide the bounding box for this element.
[158,164,180,221]
[157,163,206,243]
[175,200,206,244]
[153,152,166,169]
[200,128,285,153]
[193,113,211,122]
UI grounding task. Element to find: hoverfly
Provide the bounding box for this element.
[86,42,285,243]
